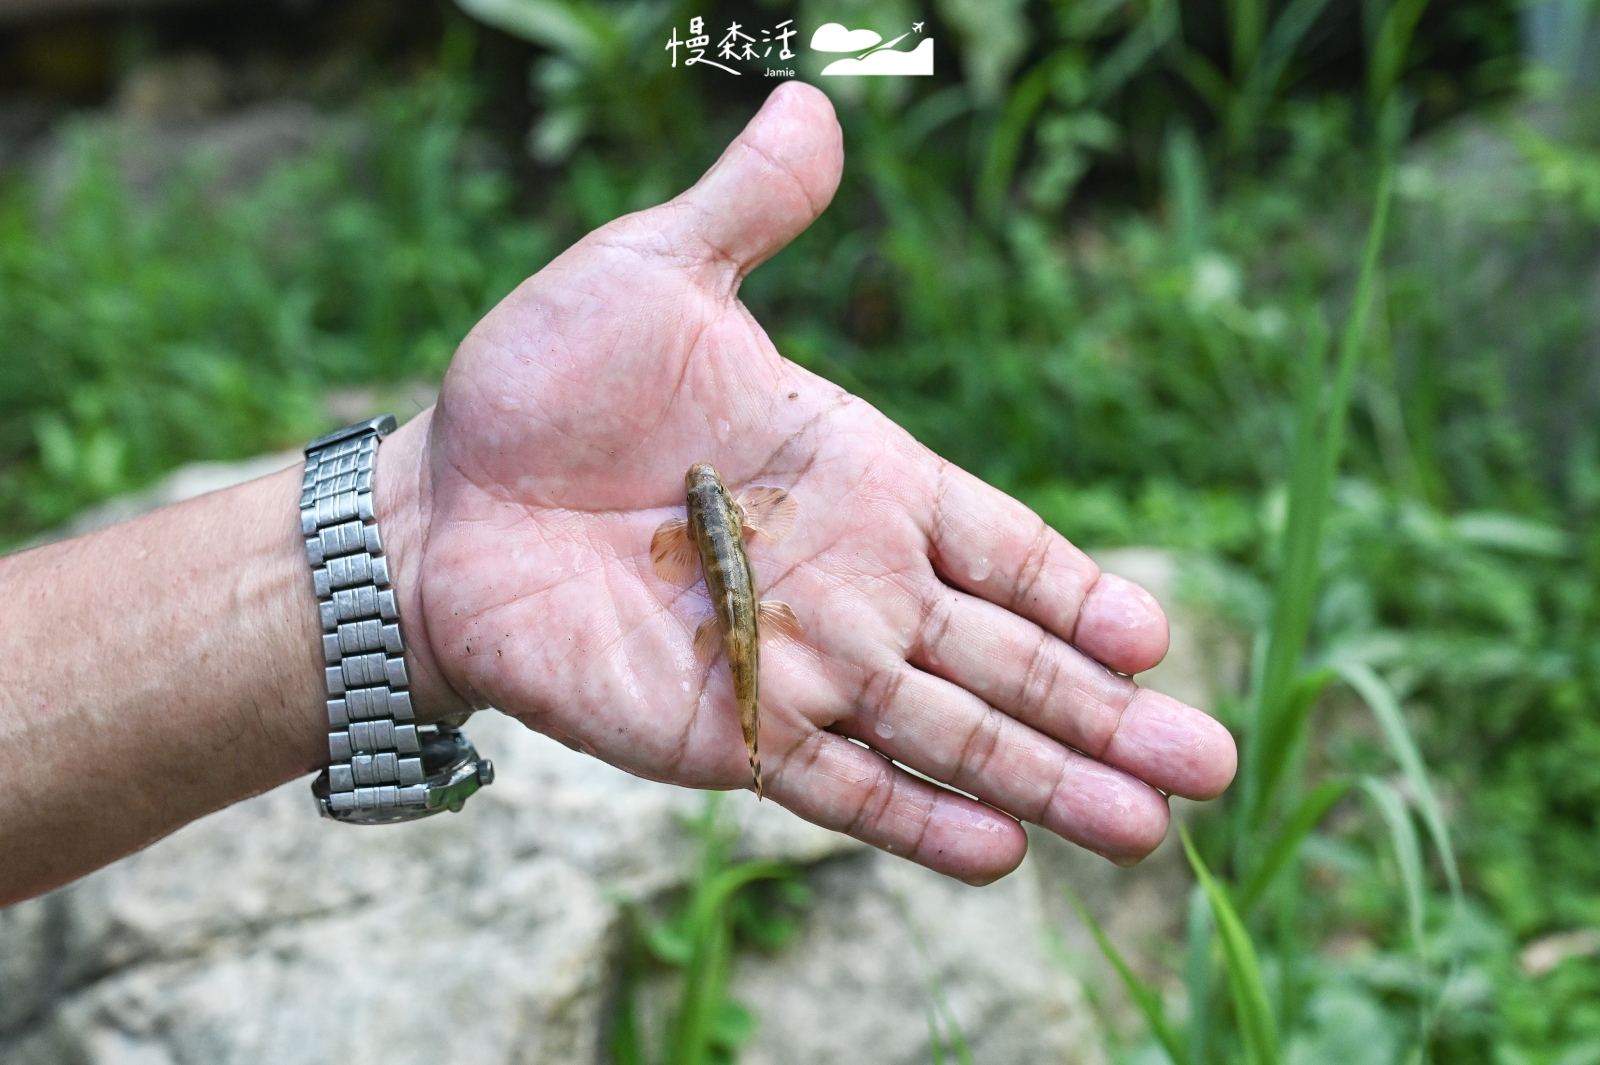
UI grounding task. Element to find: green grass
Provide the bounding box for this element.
[611,794,809,1065]
[8,2,1600,1060]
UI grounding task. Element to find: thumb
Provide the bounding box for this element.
[646,82,844,284]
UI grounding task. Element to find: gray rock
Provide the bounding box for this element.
[34,99,327,214]
[734,853,1104,1065]
[0,713,852,1065]
[0,708,1104,1065]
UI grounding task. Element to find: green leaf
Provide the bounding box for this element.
[1064,882,1191,1065]
[1453,511,1570,558]
[1182,828,1280,1065]
[709,999,756,1049]
[647,918,694,966]
[1358,775,1427,956]
[1239,776,1356,910]
[1336,661,1461,900]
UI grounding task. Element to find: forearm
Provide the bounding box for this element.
[0,462,329,904]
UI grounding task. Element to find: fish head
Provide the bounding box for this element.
[685,462,732,501]
[685,463,734,527]
[686,462,722,492]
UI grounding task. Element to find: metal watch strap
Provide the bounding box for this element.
[301,414,492,825]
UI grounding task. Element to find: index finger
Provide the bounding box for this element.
[925,462,1169,676]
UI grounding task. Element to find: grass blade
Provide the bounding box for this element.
[976,54,1055,222]
[1368,0,1430,108]
[1229,0,1267,78]
[1165,123,1210,258]
[1234,0,1340,143]
[1181,828,1280,1065]
[895,880,975,1065]
[1167,46,1235,117]
[1336,661,1462,900]
[1239,775,1356,910]
[1246,168,1394,826]
[927,1009,948,1065]
[1323,166,1395,486]
[1064,882,1191,1065]
[1185,883,1213,1065]
[1090,0,1179,103]
[1249,666,1337,828]
[1240,315,1328,827]
[1358,775,1427,956]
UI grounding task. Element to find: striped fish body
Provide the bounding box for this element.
[685,463,763,782]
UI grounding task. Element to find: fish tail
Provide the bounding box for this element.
[750,747,763,801]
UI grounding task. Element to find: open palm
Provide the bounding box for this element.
[393,84,1234,883]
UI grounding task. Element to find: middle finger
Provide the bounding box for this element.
[906,582,1236,801]
[839,662,1170,863]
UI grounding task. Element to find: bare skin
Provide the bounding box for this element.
[0,83,1235,907]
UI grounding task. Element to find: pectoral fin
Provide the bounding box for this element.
[651,518,699,584]
[736,486,797,541]
[693,616,723,664]
[757,600,802,640]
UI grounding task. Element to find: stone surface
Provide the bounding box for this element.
[0,712,829,1065]
[0,710,1105,1065]
[735,852,1102,1065]
[34,99,326,212]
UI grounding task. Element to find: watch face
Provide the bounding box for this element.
[312,727,491,825]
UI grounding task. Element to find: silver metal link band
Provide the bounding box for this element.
[302,415,491,824]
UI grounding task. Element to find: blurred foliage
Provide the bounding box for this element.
[6,0,1600,1060]
[0,35,550,534]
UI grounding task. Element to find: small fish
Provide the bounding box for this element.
[652,463,801,798]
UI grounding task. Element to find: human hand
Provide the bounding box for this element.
[379,83,1235,884]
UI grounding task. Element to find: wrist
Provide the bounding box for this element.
[369,408,472,723]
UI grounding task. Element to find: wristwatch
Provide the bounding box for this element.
[300,414,493,824]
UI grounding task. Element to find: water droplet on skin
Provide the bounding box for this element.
[875,722,895,739]
[967,557,992,583]
[681,681,691,692]
[715,418,732,440]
